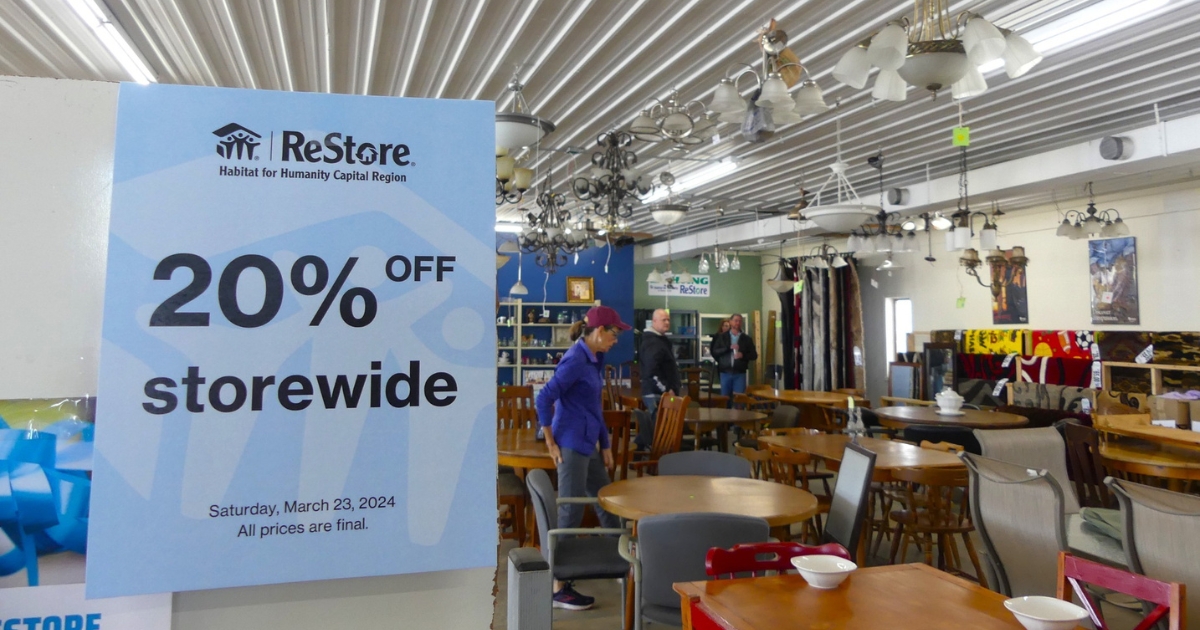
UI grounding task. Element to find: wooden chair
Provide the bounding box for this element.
[497,473,527,546]
[602,364,622,411]
[734,443,773,481]
[682,367,704,401]
[1057,551,1185,630]
[497,385,536,429]
[888,466,985,586]
[603,409,633,481]
[629,394,689,477]
[706,541,851,578]
[1063,422,1115,508]
[766,443,830,541]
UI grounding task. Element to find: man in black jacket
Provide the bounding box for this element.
[710,313,757,398]
[638,309,679,447]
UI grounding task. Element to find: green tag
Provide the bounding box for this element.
[775,320,782,328]
[953,126,970,147]
[956,297,966,309]
[794,280,804,293]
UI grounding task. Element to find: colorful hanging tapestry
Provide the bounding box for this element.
[961,329,1027,355]
[1015,356,1093,387]
[956,378,1007,408]
[1095,331,1151,362]
[956,353,1014,380]
[1030,330,1094,360]
[1009,382,1096,412]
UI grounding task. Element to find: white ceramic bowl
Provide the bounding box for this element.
[790,555,857,589]
[1004,596,1089,630]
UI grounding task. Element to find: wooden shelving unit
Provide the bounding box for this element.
[497,298,598,386]
[1102,361,1200,395]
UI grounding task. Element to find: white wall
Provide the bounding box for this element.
[762,182,1200,403]
[0,75,492,628]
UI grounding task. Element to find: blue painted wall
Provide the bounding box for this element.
[495,236,636,370]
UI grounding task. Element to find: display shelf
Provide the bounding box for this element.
[497,298,597,385]
[1101,361,1200,395]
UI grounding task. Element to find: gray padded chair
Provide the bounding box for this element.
[525,469,631,616]
[1108,477,1200,629]
[619,513,768,629]
[973,427,1123,564]
[657,451,752,478]
[961,452,1066,597]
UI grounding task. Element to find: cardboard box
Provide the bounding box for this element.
[1189,401,1200,431]
[1148,396,1190,428]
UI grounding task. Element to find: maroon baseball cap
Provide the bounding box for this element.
[586,305,631,331]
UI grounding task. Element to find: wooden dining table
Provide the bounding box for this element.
[601,475,820,630]
[1101,438,1200,492]
[746,385,867,406]
[674,562,1078,629]
[685,407,767,451]
[872,405,1029,430]
[496,427,555,470]
[757,433,964,481]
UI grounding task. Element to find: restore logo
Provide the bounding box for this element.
[212,123,261,160]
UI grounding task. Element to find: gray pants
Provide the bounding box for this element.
[557,447,622,530]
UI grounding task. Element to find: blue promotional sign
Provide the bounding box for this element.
[86,84,496,597]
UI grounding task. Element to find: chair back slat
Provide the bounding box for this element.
[1057,551,1185,630]
[604,409,632,481]
[705,542,851,579]
[497,385,536,429]
[1063,423,1114,509]
[649,394,689,461]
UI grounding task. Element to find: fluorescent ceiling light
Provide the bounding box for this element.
[978,0,1172,74]
[66,0,155,84]
[643,158,738,203]
[495,222,524,233]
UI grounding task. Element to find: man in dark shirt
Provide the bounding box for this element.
[710,313,757,398]
[638,308,680,447]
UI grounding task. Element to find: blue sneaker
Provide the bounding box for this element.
[552,583,595,611]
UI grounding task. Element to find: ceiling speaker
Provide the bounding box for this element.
[1099,136,1132,161]
[887,188,910,205]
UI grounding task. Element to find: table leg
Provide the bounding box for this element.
[770,525,790,542]
[717,425,729,452]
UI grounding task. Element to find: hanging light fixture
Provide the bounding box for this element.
[804,109,879,233]
[648,171,690,226]
[1056,182,1130,239]
[571,131,653,219]
[960,246,1028,297]
[846,152,917,256]
[496,77,556,152]
[518,166,588,274]
[832,0,1041,100]
[630,89,720,146]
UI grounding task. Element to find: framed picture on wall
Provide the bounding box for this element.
[566,276,595,303]
[923,342,957,400]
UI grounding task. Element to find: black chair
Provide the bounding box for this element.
[525,469,631,610]
[822,442,878,555]
[902,425,981,455]
[658,451,752,478]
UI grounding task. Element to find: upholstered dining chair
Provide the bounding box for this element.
[1057,551,1185,630]
[629,394,689,477]
[657,451,752,478]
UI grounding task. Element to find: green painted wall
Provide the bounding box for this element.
[634,254,762,316]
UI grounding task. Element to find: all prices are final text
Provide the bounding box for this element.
[141,252,459,416]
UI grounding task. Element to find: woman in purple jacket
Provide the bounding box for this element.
[535,305,630,610]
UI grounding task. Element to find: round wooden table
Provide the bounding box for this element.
[684,408,767,451]
[872,406,1029,430]
[745,385,867,406]
[1101,439,1200,492]
[497,427,554,470]
[598,475,819,533]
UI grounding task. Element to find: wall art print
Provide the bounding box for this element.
[1089,236,1139,325]
[992,249,1029,325]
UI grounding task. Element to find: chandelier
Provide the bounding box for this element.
[496,78,555,205]
[571,131,653,219]
[795,113,879,233]
[518,173,587,274]
[844,152,917,254]
[630,89,720,146]
[698,214,741,274]
[800,244,851,270]
[832,0,1042,101]
[1056,182,1130,239]
[960,246,1028,297]
[709,23,830,129]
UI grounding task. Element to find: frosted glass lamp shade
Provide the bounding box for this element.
[512,167,534,191]
[718,109,746,124]
[660,112,694,138]
[651,203,688,226]
[873,234,892,252]
[805,205,877,233]
[831,256,849,268]
[952,64,988,100]
[868,23,908,71]
[698,255,710,273]
[845,234,861,253]
[630,110,658,135]
[678,269,693,284]
[496,112,555,151]
[897,48,968,92]
[509,280,529,296]
[979,227,998,250]
[833,46,871,89]
[758,73,792,108]
[772,106,803,125]
[647,269,664,283]
[871,69,907,102]
[496,156,515,181]
[1110,218,1130,236]
[497,240,521,254]
[963,17,1007,65]
[1056,219,1073,237]
[953,226,972,249]
[1004,32,1043,78]
[711,79,748,113]
[793,81,830,116]
[944,229,957,251]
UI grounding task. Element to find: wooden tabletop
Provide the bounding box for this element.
[674,563,1074,630]
[1099,423,1200,451]
[746,386,866,406]
[497,428,555,470]
[758,434,963,474]
[597,475,819,528]
[873,406,1029,430]
[685,408,767,426]
[1101,439,1200,480]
